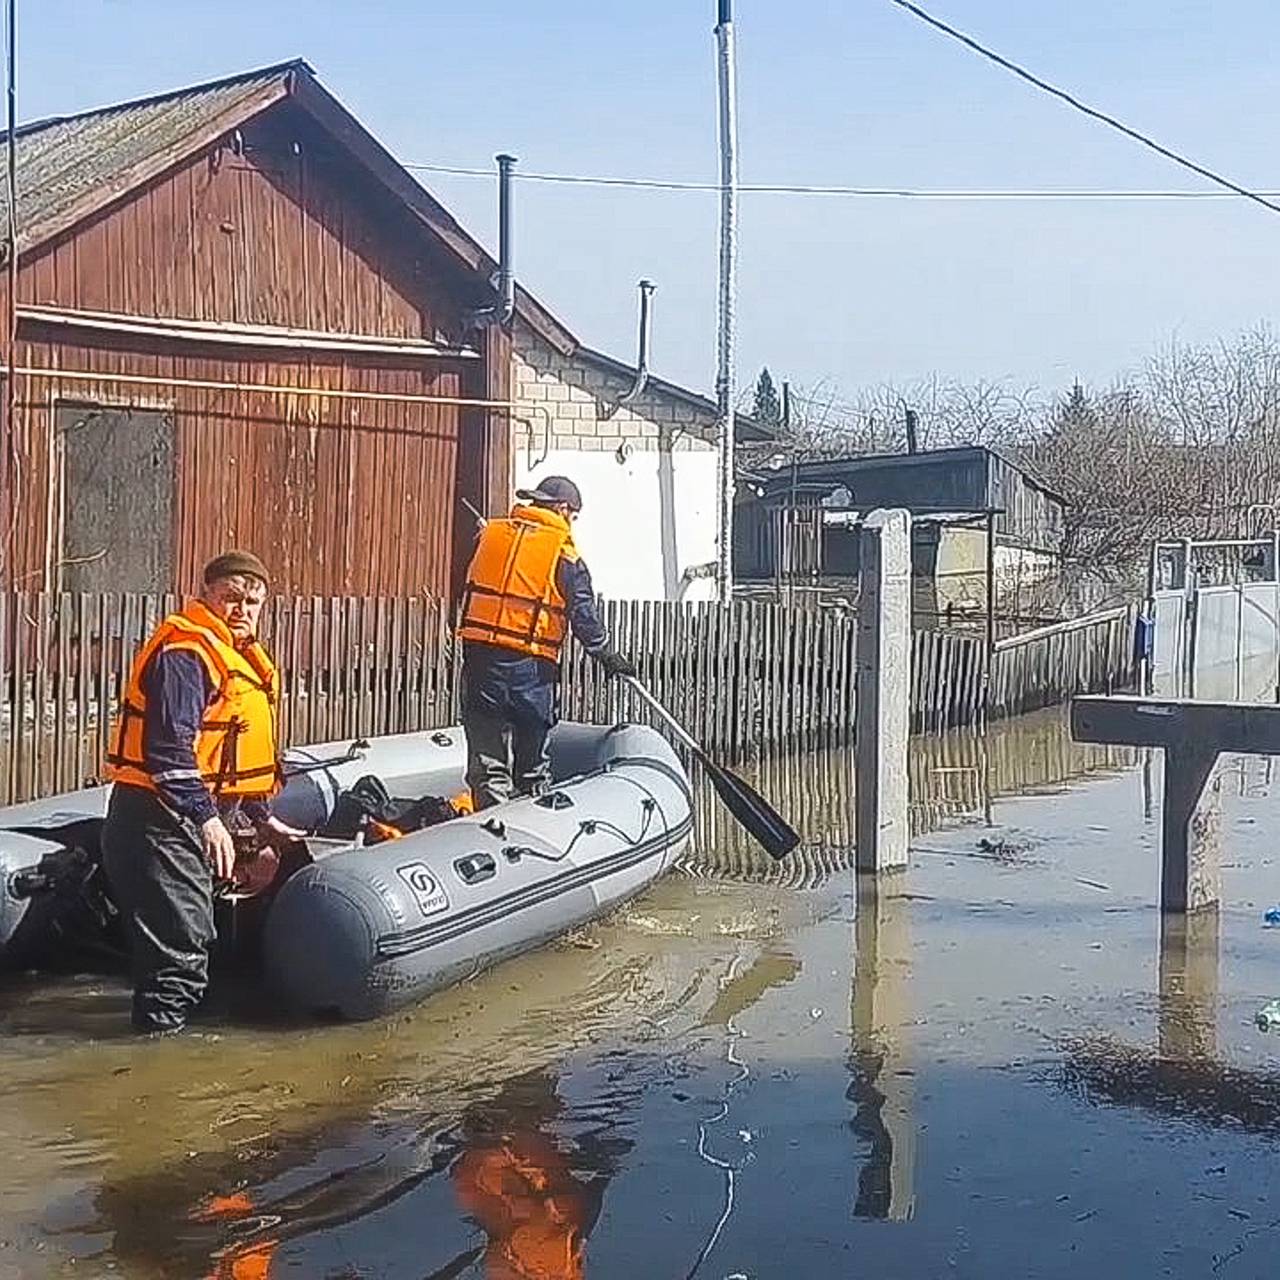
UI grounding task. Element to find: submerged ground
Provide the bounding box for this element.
[2,709,1279,1279]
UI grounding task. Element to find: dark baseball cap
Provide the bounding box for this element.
[516,476,583,511]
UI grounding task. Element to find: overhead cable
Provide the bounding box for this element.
[404,163,1280,202]
[887,0,1280,218]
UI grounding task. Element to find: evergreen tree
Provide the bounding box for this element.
[752,367,782,427]
[1061,380,1095,429]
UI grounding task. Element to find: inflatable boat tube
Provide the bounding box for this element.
[263,722,693,1019]
[0,722,693,1017]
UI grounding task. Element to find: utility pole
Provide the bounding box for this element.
[714,0,739,602]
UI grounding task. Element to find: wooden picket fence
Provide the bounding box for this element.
[0,592,458,807]
[988,604,1138,720]
[561,600,867,759]
[0,590,1133,807]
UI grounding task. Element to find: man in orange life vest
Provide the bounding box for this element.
[457,477,635,809]
[101,551,297,1034]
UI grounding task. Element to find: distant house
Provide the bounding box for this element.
[511,320,769,603]
[735,445,1067,622]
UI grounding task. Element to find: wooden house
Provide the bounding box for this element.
[0,60,577,598]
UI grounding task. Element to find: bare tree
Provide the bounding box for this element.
[747,324,1280,573]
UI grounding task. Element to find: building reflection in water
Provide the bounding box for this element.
[848,875,915,1222]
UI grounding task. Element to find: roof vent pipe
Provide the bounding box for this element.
[496,153,517,325]
[617,280,656,406]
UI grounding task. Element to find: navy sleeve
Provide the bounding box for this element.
[557,555,609,654]
[140,649,218,827]
[241,798,272,825]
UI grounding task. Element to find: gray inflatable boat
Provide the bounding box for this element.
[0,721,693,1020]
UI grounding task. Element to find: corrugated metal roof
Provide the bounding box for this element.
[750,444,1069,507]
[0,60,304,252]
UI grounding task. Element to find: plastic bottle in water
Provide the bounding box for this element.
[1256,1000,1280,1033]
[1265,907,1280,928]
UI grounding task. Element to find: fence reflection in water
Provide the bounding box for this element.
[681,707,1140,887]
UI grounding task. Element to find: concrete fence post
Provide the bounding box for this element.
[856,508,911,874]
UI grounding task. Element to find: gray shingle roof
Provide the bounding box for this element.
[0,60,302,254]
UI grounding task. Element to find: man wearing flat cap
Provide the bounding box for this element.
[457,476,636,809]
[101,550,296,1034]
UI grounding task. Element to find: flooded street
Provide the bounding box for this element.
[4,710,1280,1278]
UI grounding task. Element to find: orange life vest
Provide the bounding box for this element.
[457,505,581,661]
[105,599,280,800]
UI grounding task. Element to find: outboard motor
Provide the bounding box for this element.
[0,823,122,969]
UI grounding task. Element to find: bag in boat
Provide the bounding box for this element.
[321,775,467,845]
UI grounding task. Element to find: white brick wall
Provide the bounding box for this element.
[511,322,718,455]
[510,321,722,602]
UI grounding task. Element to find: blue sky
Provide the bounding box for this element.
[22,1,1280,400]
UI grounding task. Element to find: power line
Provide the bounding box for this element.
[404,163,1280,202]
[887,0,1280,218]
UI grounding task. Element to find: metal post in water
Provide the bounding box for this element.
[714,0,739,602]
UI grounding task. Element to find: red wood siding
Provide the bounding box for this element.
[2,102,505,597]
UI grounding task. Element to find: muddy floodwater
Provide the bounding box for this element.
[5,709,1280,1278]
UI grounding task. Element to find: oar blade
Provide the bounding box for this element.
[706,761,800,861]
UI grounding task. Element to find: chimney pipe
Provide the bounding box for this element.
[496,153,516,326]
[904,407,919,454]
[618,280,656,406]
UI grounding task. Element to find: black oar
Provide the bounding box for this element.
[623,677,799,861]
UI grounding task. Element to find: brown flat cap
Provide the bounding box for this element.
[203,549,270,587]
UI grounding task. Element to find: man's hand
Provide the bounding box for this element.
[594,649,637,679]
[254,813,307,850]
[200,816,237,880]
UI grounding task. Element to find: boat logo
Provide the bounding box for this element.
[396,862,450,917]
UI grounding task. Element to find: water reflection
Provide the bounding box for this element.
[686,707,1139,886]
[848,876,915,1222]
[447,1070,630,1280]
[1157,912,1219,1062]
[1061,910,1280,1135]
[700,948,801,1028]
[4,916,702,1278]
[95,1063,638,1280]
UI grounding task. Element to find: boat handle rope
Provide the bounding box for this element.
[606,769,675,855]
[511,794,661,865]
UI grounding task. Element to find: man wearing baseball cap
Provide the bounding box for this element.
[100,550,296,1033]
[457,476,636,809]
